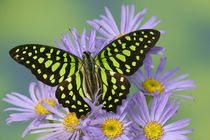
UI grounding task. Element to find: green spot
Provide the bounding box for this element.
[33,46,36,49]
[28,52,32,57]
[119,93,123,96]
[108,51,112,56]
[37,69,41,74]
[114,99,119,103]
[71,105,76,108]
[108,104,113,108]
[132,61,137,66]
[121,85,126,90]
[46,53,51,59]
[38,57,44,63]
[23,51,26,54]
[84,104,88,107]
[25,46,28,49]
[61,94,66,99]
[33,56,37,59]
[68,66,75,77]
[59,76,64,83]
[79,109,84,112]
[141,31,144,34]
[136,56,140,60]
[50,49,54,53]
[59,63,67,76]
[102,61,113,71]
[112,89,115,95]
[32,64,36,68]
[147,40,151,43]
[56,50,60,55]
[77,100,82,105]
[130,45,136,51]
[102,85,107,100]
[125,36,131,41]
[15,49,20,53]
[103,101,106,105]
[118,40,122,44]
[110,57,120,68]
[45,60,53,68]
[65,100,70,104]
[144,35,148,38]
[122,50,131,56]
[50,75,54,81]
[150,31,154,35]
[113,85,117,90]
[63,53,67,57]
[135,42,140,46]
[116,68,123,74]
[116,54,126,62]
[108,96,112,101]
[56,56,60,60]
[133,33,137,36]
[139,38,143,42]
[70,55,75,62]
[52,62,60,72]
[112,43,116,47]
[144,45,148,48]
[122,43,126,49]
[101,70,108,85]
[111,77,116,84]
[114,48,119,52]
[125,64,131,69]
[73,95,76,101]
[68,83,73,90]
[51,79,55,83]
[20,57,24,60]
[34,50,38,54]
[152,37,155,39]
[79,88,84,97]
[40,47,45,52]
[140,50,144,54]
[126,69,130,73]
[69,91,73,96]
[26,61,30,64]
[120,77,124,82]
[43,74,47,79]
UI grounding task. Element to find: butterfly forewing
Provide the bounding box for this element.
[98,67,130,112]
[95,29,160,75]
[56,70,91,118]
[9,44,81,86]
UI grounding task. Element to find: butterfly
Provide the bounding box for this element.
[9,29,160,118]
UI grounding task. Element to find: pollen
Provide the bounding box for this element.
[117,33,126,38]
[101,117,124,138]
[142,78,165,94]
[34,98,56,115]
[144,121,164,140]
[63,112,81,131]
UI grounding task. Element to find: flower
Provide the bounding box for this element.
[30,98,104,140]
[2,81,58,137]
[55,28,100,58]
[87,4,165,62]
[128,92,193,140]
[86,97,136,140]
[130,57,196,101]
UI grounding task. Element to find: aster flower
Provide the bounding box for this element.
[86,97,136,140]
[87,5,165,56]
[55,28,100,58]
[130,57,196,101]
[30,98,103,140]
[128,92,193,140]
[3,81,58,137]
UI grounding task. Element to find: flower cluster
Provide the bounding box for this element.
[4,5,195,140]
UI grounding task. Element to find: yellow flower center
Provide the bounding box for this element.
[101,118,124,138]
[144,121,164,140]
[63,112,81,131]
[117,33,126,38]
[142,78,165,94]
[34,98,56,115]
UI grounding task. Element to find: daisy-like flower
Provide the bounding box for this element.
[130,57,196,101]
[30,98,103,140]
[128,92,193,140]
[86,97,136,140]
[55,28,100,58]
[87,5,165,61]
[3,81,58,137]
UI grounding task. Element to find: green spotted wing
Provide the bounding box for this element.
[94,29,160,75]
[9,44,81,86]
[56,70,91,118]
[98,67,130,112]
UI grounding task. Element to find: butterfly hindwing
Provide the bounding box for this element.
[9,44,81,86]
[98,67,130,112]
[95,29,160,76]
[56,70,91,118]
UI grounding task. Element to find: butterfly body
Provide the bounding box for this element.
[9,29,160,118]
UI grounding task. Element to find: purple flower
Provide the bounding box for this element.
[87,4,165,61]
[130,57,196,101]
[128,92,193,140]
[3,81,58,137]
[55,28,100,58]
[85,97,136,140]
